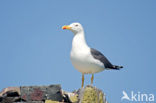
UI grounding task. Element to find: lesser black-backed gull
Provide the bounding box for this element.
[62,22,123,87]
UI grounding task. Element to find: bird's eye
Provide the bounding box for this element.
[75,24,78,27]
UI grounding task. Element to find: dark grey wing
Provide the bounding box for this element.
[90,48,113,69]
[90,48,123,70]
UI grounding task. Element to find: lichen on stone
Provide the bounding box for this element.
[80,85,105,103]
[0,84,107,103]
[69,93,78,102]
[45,100,60,103]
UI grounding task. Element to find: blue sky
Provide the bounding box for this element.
[0,0,155,103]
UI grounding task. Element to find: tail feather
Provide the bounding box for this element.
[111,65,123,70]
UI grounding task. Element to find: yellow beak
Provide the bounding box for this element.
[62,25,72,30]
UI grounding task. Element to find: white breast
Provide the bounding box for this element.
[70,50,104,74]
[70,33,104,74]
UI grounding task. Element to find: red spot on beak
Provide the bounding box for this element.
[63,27,66,29]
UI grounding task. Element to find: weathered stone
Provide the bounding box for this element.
[0,87,20,97]
[0,84,108,103]
[20,85,63,102]
[13,101,44,103]
[62,90,78,103]
[0,97,21,103]
[78,85,107,103]
[0,87,21,103]
[68,93,78,103]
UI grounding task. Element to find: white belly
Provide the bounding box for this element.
[70,50,104,74]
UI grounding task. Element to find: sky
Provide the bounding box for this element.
[0,0,156,103]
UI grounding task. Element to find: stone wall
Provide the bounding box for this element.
[0,85,108,103]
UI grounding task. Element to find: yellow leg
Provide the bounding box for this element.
[91,74,94,85]
[81,74,84,88]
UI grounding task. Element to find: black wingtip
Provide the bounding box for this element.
[119,66,123,68]
[112,65,123,70]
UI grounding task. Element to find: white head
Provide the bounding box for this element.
[62,22,84,34]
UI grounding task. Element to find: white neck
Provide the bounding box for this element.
[72,31,89,51]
